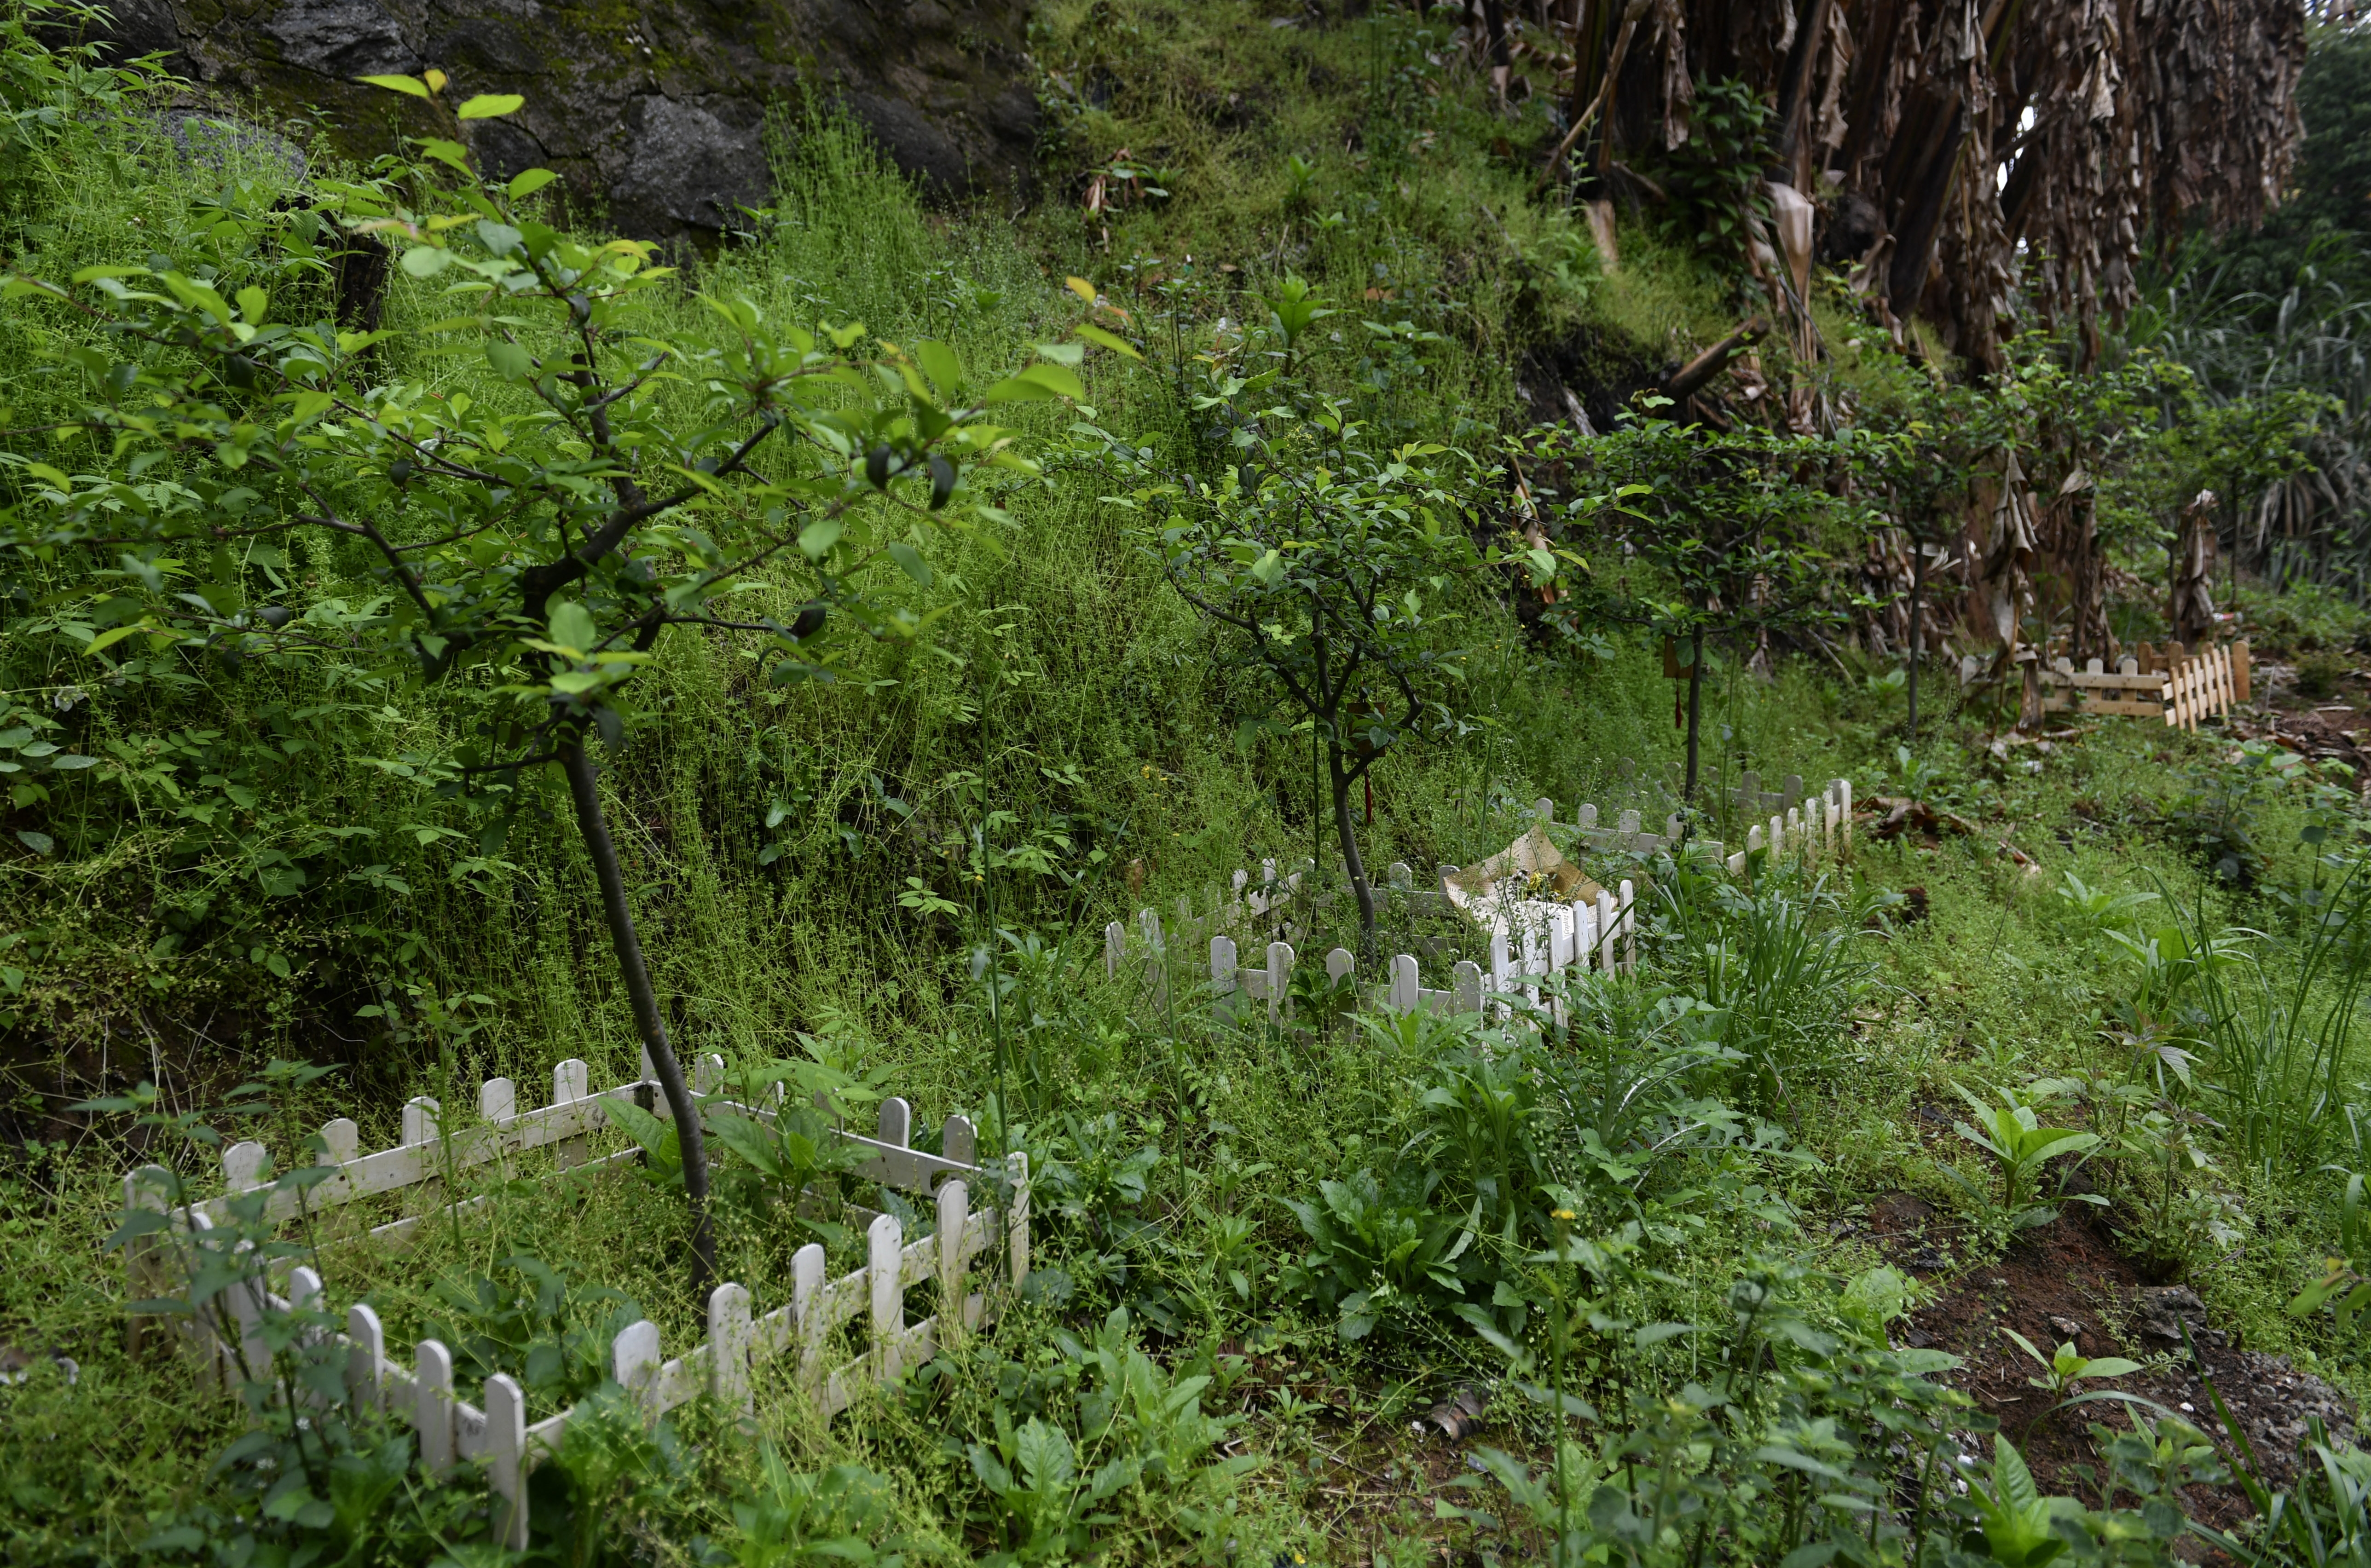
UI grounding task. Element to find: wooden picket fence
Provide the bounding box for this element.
[120,1059,1029,1548]
[2032,639,2250,730]
[1102,776,1854,1024]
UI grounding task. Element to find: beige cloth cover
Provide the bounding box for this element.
[1441,825,1605,920]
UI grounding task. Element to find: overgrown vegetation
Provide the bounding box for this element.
[10,4,2371,1566]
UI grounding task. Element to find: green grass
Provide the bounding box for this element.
[9,4,2371,1563]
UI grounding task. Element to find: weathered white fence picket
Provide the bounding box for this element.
[120,1061,1029,1549]
[1720,777,1852,877]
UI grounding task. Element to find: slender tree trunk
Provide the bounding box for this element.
[560,735,716,1303]
[1328,745,1379,950]
[1483,0,1510,99]
[1908,537,1925,739]
[1683,628,1705,802]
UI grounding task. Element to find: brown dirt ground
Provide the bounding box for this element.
[1855,1183,2354,1544]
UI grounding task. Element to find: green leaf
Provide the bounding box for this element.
[797,517,843,560]
[456,94,525,120]
[885,542,932,588]
[358,74,431,99]
[914,339,964,396]
[981,374,1058,403]
[506,168,559,200]
[2001,1326,2048,1370]
[1993,1434,2042,1516]
[400,246,453,279]
[1073,323,1142,360]
[985,363,1084,402]
[486,340,534,380]
[547,601,597,655]
[418,138,473,174]
[82,623,151,658]
[2076,1356,2143,1379]
[600,1096,681,1176]
[705,1111,785,1182]
[17,829,53,855]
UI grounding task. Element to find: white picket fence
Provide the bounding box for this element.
[1100,774,1854,1025]
[1107,882,1636,1027]
[120,1059,1029,1548]
[1716,775,1853,878]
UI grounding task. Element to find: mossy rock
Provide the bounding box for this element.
[58,0,1039,238]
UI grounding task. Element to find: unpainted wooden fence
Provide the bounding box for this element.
[121,1061,1028,1548]
[2024,639,2250,730]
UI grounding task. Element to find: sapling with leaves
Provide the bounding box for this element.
[1107,382,1478,945]
[1538,411,1881,802]
[1949,1084,2105,1230]
[2,75,1118,1308]
[1262,272,1332,379]
[1999,1327,2152,1437]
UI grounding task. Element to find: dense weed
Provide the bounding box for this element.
[7,4,2371,1566]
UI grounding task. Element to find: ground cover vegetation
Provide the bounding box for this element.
[8,2,2371,1565]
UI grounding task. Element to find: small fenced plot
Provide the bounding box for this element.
[118,1062,1029,1549]
[1100,776,1855,1025]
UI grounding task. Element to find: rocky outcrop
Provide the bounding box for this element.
[58,0,1037,241]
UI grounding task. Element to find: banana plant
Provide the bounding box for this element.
[1950,1085,2105,1228]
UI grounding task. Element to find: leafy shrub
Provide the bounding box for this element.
[1948,1084,2106,1231]
[726,1449,905,1568]
[1658,864,1877,1109]
[964,1309,1252,1565]
[2157,744,2293,887]
[2298,646,2351,698]
[420,1254,646,1411]
[1447,1253,2205,1566]
[526,1382,700,1568]
[1653,78,1776,259]
[1278,1165,1486,1341]
[1539,976,1754,1202]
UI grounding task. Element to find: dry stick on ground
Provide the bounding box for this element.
[1660,318,1769,404]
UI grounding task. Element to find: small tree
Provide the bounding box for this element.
[2,78,1106,1305]
[1544,412,1879,804]
[1110,385,1477,945]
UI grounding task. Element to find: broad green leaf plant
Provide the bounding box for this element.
[0,75,1111,1306]
[1950,1084,2105,1230]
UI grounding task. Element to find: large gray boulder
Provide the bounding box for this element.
[54,0,1037,241]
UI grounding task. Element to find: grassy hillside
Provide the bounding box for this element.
[6,4,2371,1565]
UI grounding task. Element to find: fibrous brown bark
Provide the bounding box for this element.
[1559,0,2307,369]
[2171,491,2221,649]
